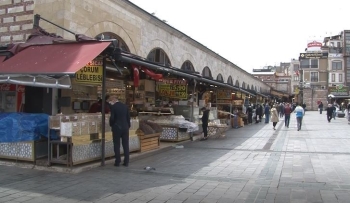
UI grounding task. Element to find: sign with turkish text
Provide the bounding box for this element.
[328,53,343,58]
[307,40,323,52]
[299,52,328,59]
[328,86,349,96]
[157,79,187,99]
[217,89,232,100]
[75,60,103,84]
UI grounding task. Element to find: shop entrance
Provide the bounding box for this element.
[24,86,53,114]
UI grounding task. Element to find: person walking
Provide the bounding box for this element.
[255,104,262,123]
[109,97,131,167]
[200,107,210,140]
[246,105,253,125]
[294,104,304,131]
[332,104,337,120]
[326,104,334,123]
[318,102,324,114]
[270,104,279,130]
[279,103,285,118]
[284,103,292,128]
[264,104,270,123]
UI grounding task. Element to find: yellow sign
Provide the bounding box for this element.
[294,87,299,94]
[217,89,232,100]
[158,79,187,99]
[75,60,103,84]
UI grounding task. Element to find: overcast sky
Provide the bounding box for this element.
[129,0,348,73]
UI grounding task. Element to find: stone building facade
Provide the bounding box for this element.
[0,0,34,44]
[0,0,270,93]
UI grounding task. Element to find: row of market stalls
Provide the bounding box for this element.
[0,22,276,167]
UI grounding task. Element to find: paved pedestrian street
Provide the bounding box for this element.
[1,111,350,203]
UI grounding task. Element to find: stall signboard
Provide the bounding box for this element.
[157,79,187,99]
[217,89,232,100]
[75,60,103,84]
[328,85,349,96]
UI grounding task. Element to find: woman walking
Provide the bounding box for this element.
[270,104,279,130]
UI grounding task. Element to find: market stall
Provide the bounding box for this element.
[48,113,140,166]
[138,107,198,142]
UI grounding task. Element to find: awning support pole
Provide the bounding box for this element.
[33,14,76,36]
[101,57,107,166]
[190,79,196,141]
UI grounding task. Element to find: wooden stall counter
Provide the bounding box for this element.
[136,130,160,152]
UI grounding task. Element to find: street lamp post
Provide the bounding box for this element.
[299,69,304,105]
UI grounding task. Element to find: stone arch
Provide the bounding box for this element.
[147,48,172,66]
[227,76,233,85]
[180,53,197,71]
[217,74,224,82]
[202,66,213,79]
[85,21,136,54]
[181,60,195,72]
[146,39,174,65]
[95,32,130,52]
[235,80,240,87]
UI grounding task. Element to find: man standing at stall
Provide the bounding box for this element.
[200,106,210,141]
[109,96,131,167]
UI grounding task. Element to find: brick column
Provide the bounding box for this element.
[0,0,35,46]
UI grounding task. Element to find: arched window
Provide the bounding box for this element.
[147,48,171,66]
[227,76,233,85]
[235,80,240,87]
[202,66,212,79]
[95,32,129,52]
[255,86,257,91]
[181,60,195,72]
[247,84,250,90]
[216,74,223,82]
[242,82,246,89]
[251,85,254,91]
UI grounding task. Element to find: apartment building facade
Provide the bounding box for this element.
[298,50,329,110]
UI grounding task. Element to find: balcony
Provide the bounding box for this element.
[329,47,343,54]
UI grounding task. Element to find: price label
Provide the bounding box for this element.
[158,83,187,99]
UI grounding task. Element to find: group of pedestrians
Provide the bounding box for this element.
[261,102,304,131]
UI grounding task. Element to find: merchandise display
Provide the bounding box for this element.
[48,113,141,166]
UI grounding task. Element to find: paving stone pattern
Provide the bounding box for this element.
[1,111,350,202]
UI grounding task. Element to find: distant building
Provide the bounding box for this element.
[253,63,291,101]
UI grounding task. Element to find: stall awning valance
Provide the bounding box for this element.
[117,52,240,91]
[0,41,111,75]
[256,92,268,98]
[0,75,72,89]
[239,88,256,97]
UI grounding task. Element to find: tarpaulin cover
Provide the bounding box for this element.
[0,113,49,142]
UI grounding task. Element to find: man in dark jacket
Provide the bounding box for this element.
[255,104,263,123]
[318,102,324,114]
[326,104,334,123]
[246,105,253,125]
[264,104,270,123]
[200,107,210,140]
[109,97,130,167]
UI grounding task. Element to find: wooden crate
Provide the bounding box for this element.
[137,131,161,152]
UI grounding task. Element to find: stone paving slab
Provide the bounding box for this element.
[1,111,350,202]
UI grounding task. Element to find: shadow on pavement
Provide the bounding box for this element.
[0,120,275,202]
